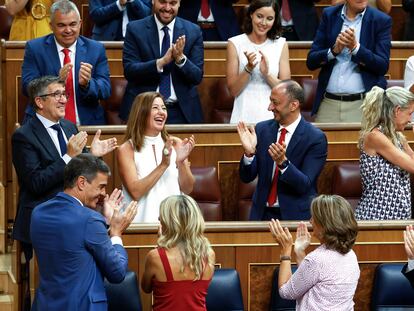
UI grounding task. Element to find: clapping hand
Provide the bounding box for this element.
[67,131,88,157]
[269,219,293,255]
[90,129,118,157]
[59,63,72,81]
[243,50,258,72]
[172,135,195,163]
[237,121,257,156]
[109,200,138,237]
[294,222,311,264]
[259,50,269,77]
[404,225,414,260]
[101,188,123,224]
[172,35,186,63]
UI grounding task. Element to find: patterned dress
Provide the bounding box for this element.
[355,139,412,220]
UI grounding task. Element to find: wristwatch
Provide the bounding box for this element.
[277,159,289,170]
[175,56,186,65]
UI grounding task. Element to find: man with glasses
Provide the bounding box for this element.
[11,76,117,311]
[21,0,111,125]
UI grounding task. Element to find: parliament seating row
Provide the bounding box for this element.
[104,269,244,311]
[269,263,414,311]
[102,77,404,125]
[196,161,362,222]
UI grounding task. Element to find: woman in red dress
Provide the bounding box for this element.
[141,194,215,310]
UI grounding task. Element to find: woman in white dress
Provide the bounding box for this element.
[117,92,195,223]
[227,0,291,124]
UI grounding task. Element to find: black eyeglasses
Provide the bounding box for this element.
[38,91,69,101]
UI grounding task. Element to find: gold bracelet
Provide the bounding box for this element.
[280,255,291,261]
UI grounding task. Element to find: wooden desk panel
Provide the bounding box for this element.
[123,221,413,311]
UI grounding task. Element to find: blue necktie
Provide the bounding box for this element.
[51,123,67,156]
[159,26,171,100]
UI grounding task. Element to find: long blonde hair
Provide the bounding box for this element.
[158,195,214,280]
[359,86,414,148]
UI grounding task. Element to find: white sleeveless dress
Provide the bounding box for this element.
[228,34,286,124]
[122,134,181,223]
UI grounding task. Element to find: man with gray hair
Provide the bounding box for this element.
[12,76,117,310]
[21,0,111,125]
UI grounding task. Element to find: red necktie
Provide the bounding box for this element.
[62,48,76,124]
[281,0,292,21]
[200,0,210,19]
[267,128,287,206]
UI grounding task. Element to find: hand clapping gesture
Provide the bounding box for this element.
[90,129,118,157]
[294,221,311,264]
[100,188,124,224]
[404,225,414,260]
[243,50,258,72]
[259,50,269,77]
[269,219,293,255]
[172,135,195,163]
[237,121,257,156]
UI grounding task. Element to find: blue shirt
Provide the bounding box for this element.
[326,5,366,94]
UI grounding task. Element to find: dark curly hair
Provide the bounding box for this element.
[243,0,282,40]
[311,195,358,254]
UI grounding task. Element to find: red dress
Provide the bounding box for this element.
[152,248,211,311]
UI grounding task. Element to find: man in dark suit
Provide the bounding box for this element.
[89,0,152,41]
[22,0,111,125]
[402,224,414,288]
[121,0,204,123]
[238,80,327,221]
[277,0,320,41]
[178,0,240,41]
[306,0,391,123]
[12,76,117,310]
[31,154,138,311]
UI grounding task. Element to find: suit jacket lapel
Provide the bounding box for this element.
[148,17,161,58]
[60,120,76,140]
[332,7,344,45]
[359,7,372,46]
[286,118,305,158]
[75,37,87,88]
[45,35,62,75]
[31,116,61,159]
[173,18,185,42]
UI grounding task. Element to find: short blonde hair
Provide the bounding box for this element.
[311,194,358,254]
[158,195,214,280]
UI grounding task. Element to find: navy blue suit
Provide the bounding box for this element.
[89,0,151,40]
[12,117,78,244]
[239,118,327,220]
[306,5,392,115]
[22,34,111,125]
[178,0,240,41]
[121,15,204,123]
[31,192,128,311]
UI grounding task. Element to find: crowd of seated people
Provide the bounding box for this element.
[4,0,414,308]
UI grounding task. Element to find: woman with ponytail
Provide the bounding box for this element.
[141,194,215,311]
[269,195,360,310]
[356,86,414,220]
